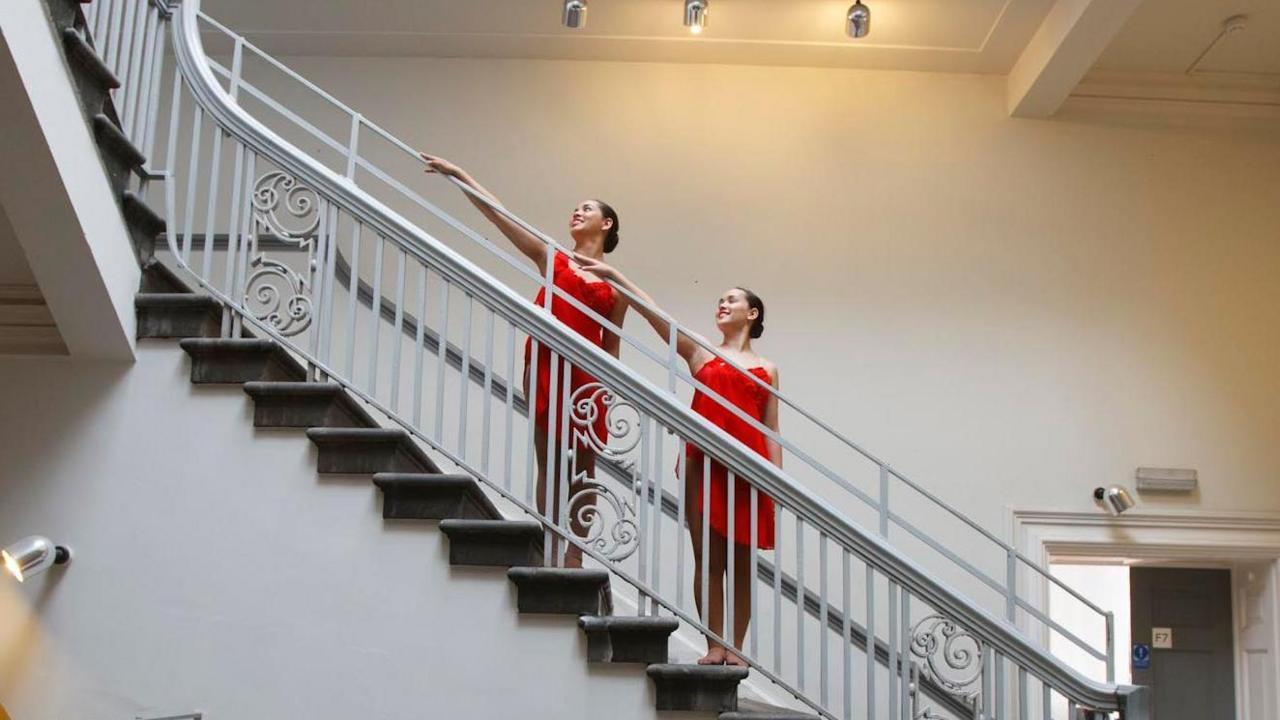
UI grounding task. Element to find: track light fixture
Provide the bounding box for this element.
[684,0,708,35]
[847,1,870,38]
[562,0,588,30]
[1093,486,1136,516]
[2,536,71,583]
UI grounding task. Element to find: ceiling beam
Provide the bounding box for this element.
[1007,0,1144,118]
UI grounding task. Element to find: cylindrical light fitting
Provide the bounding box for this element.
[1093,486,1136,516]
[2,536,71,583]
[562,0,588,29]
[847,1,871,39]
[684,0,708,35]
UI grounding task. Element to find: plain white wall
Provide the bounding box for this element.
[239,54,1280,532]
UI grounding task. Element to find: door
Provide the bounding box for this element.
[1130,567,1235,720]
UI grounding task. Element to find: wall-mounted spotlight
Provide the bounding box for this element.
[2,536,71,583]
[1093,486,1136,516]
[847,1,871,39]
[684,0,708,35]
[562,0,588,30]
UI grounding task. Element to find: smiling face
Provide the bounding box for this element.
[569,200,613,242]
[714,288,758,335]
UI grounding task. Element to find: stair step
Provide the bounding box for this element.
[92,113,145,195]
[647,664,749,713]
[61,27,118,119]
[122,191,164,263]
[507,567,611,616]
[719,712,822,720]
[244,381,376,428]
[140,258,192,293]
[438,520,543,567]
[45,0,82,32]
[374,473,500,521]
[135,293,220,339]
[179,338,306,384]
[306,427,441,475]
[578,615,678,664]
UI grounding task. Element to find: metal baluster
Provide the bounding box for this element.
[162,71,182,260]
[773,502,783,674]
[502,321,516,492]
[388,249,407,411]
[434,278,450,442]
[1105,612,1116,683]
[797,516,805,690]
[321,207,341,369]
[524,337,540,506]
[900,590,911,720]
[112,0,136,85]
[85,0,100,37]
[106,0,125,71]
[541,351,561,565]
[199,109,224,281]
[982,646,994,720]
[647,415,664,615]
[995,651,1005,720]
[181,108,201,264]
[344,225,362,379]
[820,532,829,708]
[305,201,329,364]
[1018,667,1029,720]
[94,0,115,56]
[120,1,147,136]
[480,307,495,475]
[218,142,245,337]
[124,6,154,145]
[140,8,168,172]
[365,236,384,393]
[555,356,572,568]
[888,580,899,720]
[750,486,759,657]
[637,418,652,613]
[313,204,339,371]
[1042,682,1052,720]
[1006,548,1018,622]
[726,470,736,651]
[879,464,890,537]
[700,454,710,627]
[411,265,427,426]
[866,565,877,720]
[675,437,687,610]
[457,296,473,457]
[842,548,852,720]
[229,151,256,340]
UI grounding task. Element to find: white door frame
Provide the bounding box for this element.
[1008,508,1280,720]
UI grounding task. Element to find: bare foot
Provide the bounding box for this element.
[724,651,749,667]
[697,646,728,665]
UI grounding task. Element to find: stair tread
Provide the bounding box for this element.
[719,713,820,720]
[61,28,120,90]
[92,112,145,168]
[136,293,217,306]
[507,566,610,583]
[438,519,540,535]
[578,615,679,632]
[646,663,750,680]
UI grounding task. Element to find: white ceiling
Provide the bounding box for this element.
[1095,0,1280,76]
[201,0,1059,73]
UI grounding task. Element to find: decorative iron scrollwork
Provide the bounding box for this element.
[909,614,984,717]
[562,382,644,561]
[244,170,319,336]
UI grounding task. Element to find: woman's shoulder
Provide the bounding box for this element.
[753,357,779,384]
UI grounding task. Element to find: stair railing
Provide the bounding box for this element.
[79,0,1147,716]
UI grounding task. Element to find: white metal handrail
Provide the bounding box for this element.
[77,0,1147,716]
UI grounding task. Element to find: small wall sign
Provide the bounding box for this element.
[1133,643,1151,670]
[1152,627,1173,649]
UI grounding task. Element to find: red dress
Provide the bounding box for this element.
[685,356,777,549]
[524,252,617,451]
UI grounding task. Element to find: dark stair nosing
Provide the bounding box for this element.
[243,381,377,428]
[373,473,500,520]
[646,664,749,713]
[62,28,119,92]
[507,567,612,616]
[136,293,221,339]
[438,519,544,567]
[178,338,307,384]
[719,712,822,720]
[306,427,442,475]
[578,615,678,664]
[92,112,145,168]
[122,191,164,262]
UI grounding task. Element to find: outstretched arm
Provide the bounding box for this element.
[574,254,709,368]
[420,154,548,272]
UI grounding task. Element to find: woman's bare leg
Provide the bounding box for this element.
[725,542,754,666]
[686,460,728,663]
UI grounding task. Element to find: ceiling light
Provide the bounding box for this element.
[1093,486,1136,516]
[847,1,870,39]
[2,536,71,583]
[562,0,587,30]
[684,0,708,35]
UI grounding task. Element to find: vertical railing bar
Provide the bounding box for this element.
[304,201,329,363]
[323,206,343,368]
[866,564,877,720]
[313,204,338,370]
[343,225,362,379]
[344,113,362,179]
[227,36,244,101]
[636,417,652,613]
[647,418,664,614]
[411,265,427,427]
[123,6,152,144]
[181,107,202,264]
[541,351,561,567]
[502,321,516,492]
[162,70,182,259]
[90,0,110,45]
[1105,612,1116,684]
[112,0,136,93]
[555,355,572,569]
[819,531,829,708]
[480,306,495,475]
[104,0,124,72]
[457,295,473,457]
[879,464,890,537]
[842,547,852,720]
[1006,548,1018,623]
[700,454,710,627]
[198,112,223,281]
[888,580,899,720]
[365,236,385,394]
[983,646,994,720]
[675,437,687,610]
[1042,683,1052,720]
[140,11,168,170]
[524,338,540,506]
[796,516,806,690]
[773,502,783,674]
[218,142,245,337]
[900,591,911,720]
[995,651,1006,720]
[749,485,759,658]
[433,276,450,442]
[388,248,407,412]
[230,151,256,339]
[726,470,736,651]
[1018,667,1029,720]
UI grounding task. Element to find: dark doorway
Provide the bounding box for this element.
[1130,567,1235,720]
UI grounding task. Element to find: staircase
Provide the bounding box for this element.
[34,0,1148,717]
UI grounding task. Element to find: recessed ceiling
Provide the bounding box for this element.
[1094,0,1280,76]
[200,0,1058,73]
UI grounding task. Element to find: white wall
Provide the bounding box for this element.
[0,345,718,720]
[244,54,1280,531]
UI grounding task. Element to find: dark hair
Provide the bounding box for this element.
[736,287,765,339]
[595,199,621,254]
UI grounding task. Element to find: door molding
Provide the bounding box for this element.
[1009,507,1280,720]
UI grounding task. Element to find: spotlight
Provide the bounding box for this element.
[684,0,708,35]
[2,536,71,583]
[1093,486,1136,516]
[562,0,587,30]
[847,1,870,38]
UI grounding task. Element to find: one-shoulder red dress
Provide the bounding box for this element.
[685,356,777,549]
[524,252,617,452]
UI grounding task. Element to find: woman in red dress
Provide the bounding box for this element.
[575,254,780,666]
[421,154,628,568]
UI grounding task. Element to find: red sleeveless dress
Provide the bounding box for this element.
[685,356,777,549]
[524,252,617,451]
